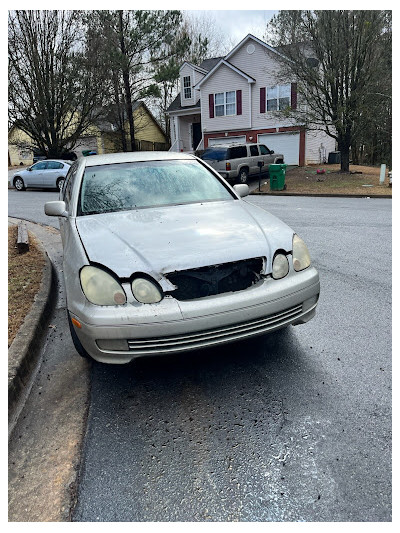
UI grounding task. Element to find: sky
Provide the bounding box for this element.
[186,10,277,45]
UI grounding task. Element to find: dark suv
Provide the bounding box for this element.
[200,142,284,183]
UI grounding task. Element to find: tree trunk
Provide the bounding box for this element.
[118,11,135,152]
[338,129,351,172]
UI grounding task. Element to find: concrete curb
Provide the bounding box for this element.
[250,191,392,199]
[8,223,57,427]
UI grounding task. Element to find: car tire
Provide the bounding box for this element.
[56,177,65,191]
[13,177,26,191]
[67,311,91,360]
[237,168,248,184]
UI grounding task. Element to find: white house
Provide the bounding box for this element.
[166,34,335,166]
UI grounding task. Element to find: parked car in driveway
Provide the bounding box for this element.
[44,151,319,365]
[200,142,285,183]
[11,160,71,191]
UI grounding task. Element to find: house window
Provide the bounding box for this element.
[267,84,291,111]
[215,91,236,117]
[183,76,191,99]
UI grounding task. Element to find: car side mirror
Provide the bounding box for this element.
[44,201,68,217]
[27,167,32,171]
[270,150,274,154]
[233,184,249,198]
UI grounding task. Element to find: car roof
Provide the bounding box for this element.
[35,159,70,164]
[82,151,197,167]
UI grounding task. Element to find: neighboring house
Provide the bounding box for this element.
[166,34,335,166]
[86,101,169,156]
[8,126,35,166]
[8,101,168,165]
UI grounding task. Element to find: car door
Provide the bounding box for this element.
[43,161,64,188]
[26,161,48,187]
[249,144,265,176]
[259,144,275,168]
[59,162,78,246]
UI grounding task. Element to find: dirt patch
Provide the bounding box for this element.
[8,225,45,346]
[254,164,392,196]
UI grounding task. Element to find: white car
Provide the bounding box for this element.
[44,152,320,365]
[11,160,71,191]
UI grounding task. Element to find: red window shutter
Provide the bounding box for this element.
[209,94,214,118]
[260,87,266,113]
[291,83,297,110]
[236,90,242,115]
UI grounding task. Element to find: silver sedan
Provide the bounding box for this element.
[11,159,71,191]
[44,152,320,365]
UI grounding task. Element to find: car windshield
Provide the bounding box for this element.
[77,159,234,216]
[201,148,228,161]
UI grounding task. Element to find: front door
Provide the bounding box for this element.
[192,122,202,151]
[26,161,47,186]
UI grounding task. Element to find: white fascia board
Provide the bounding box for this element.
[179,61,208,75]
[224,33,288,61]
[166,107,201,117]
[194,60,255,89]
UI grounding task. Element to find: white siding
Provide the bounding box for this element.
[193,69,204,105]
[200,64,249,132]
[180,64,196,107]
[228,40,297,130]
[305,130,336,164]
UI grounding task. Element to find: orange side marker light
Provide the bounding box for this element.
[71,317,82,329]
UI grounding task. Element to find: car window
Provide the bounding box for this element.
[77,160,235,216]
[259,145,271,155]
[47,161,64,170]
[250,145,259,156]
[62,162,79,209]
[228,146,247,159]
[32,161,48,170]
[201,147,228,161]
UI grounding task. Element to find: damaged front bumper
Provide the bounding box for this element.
[69,266,320,364]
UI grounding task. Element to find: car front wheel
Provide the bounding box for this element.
[237,168,248,184]
[14,177,26,191]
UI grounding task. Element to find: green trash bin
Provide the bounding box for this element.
[269,163,287,191]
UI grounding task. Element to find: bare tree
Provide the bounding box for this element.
[85,10,186,152]
[266,10,391,172]
[8,10,105,157]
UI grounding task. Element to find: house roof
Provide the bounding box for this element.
[224,33,287,61]
[199,57,224,72]
[179,61,208,75]
[166,94,201,114]
[95,100,166,137]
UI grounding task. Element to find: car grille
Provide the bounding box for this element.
[126,304,303,355]
[166,257,264,301]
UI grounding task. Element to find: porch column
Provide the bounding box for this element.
[176,116,181,152]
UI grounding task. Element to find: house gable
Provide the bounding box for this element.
[200,63,250,133]
[194,59,255,90]
[180,63,206,108]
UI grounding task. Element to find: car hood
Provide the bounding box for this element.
[75,200,294,285]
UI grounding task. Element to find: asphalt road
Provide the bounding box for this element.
[8,188,392,522]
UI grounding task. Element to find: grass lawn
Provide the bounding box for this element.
[8,225,44,347]
[253,164,392,196]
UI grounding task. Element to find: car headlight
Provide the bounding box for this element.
[272,253,289,279]
[131,277,163,304]
[292,234,311,271]
[80,266,126,306]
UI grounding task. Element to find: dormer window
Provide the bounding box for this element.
[183,76,192,99]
